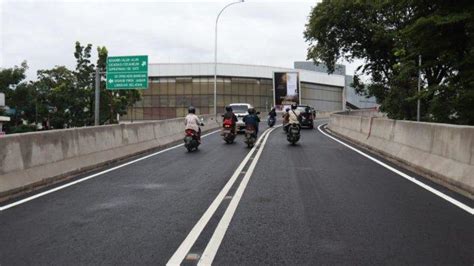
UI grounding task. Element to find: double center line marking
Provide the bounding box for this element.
[167,126,278,266]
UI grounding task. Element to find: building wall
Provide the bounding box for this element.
[294,61,346,76]
[121,76,274,121]
[122,63,346,121]
[345,75,378,109]
[294,61,378,109]
[149,63,345,87]
[301,82,343,111]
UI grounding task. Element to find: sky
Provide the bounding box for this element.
[0,0,361,81]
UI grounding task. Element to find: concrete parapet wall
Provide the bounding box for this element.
[315,111,334,119]
[0,115,220,197]
[328,114,474,199]
[339,109,387,117]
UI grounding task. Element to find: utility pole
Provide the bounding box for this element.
[417,55,421,122]
[95,67,100,126]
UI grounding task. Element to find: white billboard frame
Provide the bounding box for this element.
[272,71,301,110]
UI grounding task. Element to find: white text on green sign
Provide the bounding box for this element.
[106,55,148,90]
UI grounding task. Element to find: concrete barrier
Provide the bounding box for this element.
[0,115,220,198]
[274,110,336,120]
[338,109,387,117]
[328,114,474,199]
[315,111,334,119]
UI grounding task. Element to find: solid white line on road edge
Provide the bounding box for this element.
[197,127,277,266]
[166,127,276,266]
[318,124,474,215]
[0,129,221,212]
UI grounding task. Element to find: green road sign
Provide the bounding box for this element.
[106,55,148,90]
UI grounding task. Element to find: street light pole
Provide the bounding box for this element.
[214,0,244,116]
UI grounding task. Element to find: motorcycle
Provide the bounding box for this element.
[267,116,276,127]
[184,129,200,152]
[287,124,301,145]
[244,125,257,148]
[222,124,236,144]
[184,118,204,152]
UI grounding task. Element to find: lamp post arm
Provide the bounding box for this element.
[214,0,243,116]
[216,1,242,25]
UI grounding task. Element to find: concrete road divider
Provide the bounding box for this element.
[328,113,474,199]
[0,115,220,199]
[315,111,334,119]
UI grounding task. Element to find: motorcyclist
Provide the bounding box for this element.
[268,107,277,127]
[268,107,277,119]
[185,106,202,143]
[243,107,260,137]
[282,107,290,132]
[222,106,238,134]
[301,106,311,122]
[288,103,301,129]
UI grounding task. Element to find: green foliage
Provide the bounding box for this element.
[0,62,29,123]
[4,124,37,134]
[36,66,89,128]
[304,0,474,125]
[0,42,141,133]
[7,82,38,125]
[0,61,28,94]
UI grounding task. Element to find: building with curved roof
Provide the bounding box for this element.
[122,62,347,121]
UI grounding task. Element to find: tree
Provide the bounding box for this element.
[0,62,38,133]
[1,41,142,133]
[304,0,474,125]
[0,61,29,114]
[0,61,28,94]
[73,41,95,125]
[74,42,140,125]
[96,46,140,124]
[7,82,37,125]
[35,66,88,128]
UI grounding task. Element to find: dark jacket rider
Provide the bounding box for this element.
[268,107,277,118]
[222,106,238,133]
[243,108,260,136]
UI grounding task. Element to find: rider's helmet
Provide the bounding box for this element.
[285,107,290,112]
[225,106,232,112]
[248,107,256,114]
[291,103,297,110]
[188,106,196,114]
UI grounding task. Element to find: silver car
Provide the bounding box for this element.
[229,103,253,131]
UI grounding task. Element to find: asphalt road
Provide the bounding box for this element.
[0,120,473,265]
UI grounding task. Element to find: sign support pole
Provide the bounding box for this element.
[95,67,100,126]
[417,55,422,122]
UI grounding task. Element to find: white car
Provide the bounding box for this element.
[229,103,253,131]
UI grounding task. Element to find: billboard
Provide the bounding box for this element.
[273,72,300,110]
[0,93,4,107]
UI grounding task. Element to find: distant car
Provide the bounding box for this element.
[229,103,253,132]
[297,105,314,129]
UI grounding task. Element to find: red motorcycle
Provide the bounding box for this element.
[221,121,236,144]
[184,129,200,152]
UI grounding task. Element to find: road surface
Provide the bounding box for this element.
[0,120,472,265]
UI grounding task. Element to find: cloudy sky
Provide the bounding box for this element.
[1,0,360,80]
